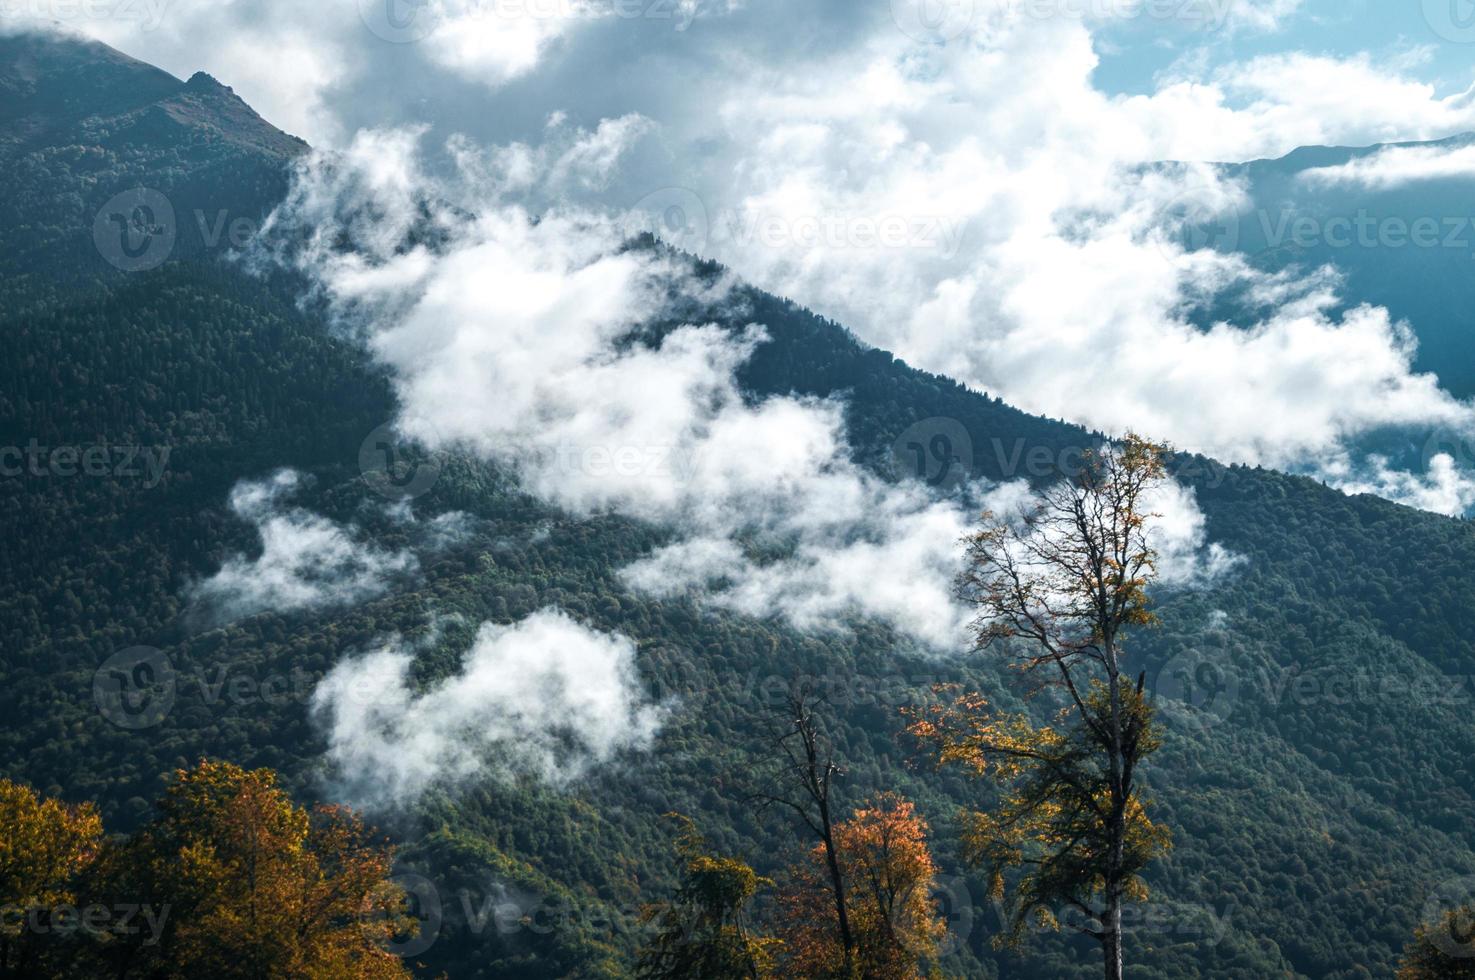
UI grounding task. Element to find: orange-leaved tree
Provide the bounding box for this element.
[98,759,413,979]
[1398,904,1475,979]
[779,793,945,980]
[0,778,102,977]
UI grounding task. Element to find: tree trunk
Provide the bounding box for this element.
[1104,901,1124,980]
[820,821,855,976]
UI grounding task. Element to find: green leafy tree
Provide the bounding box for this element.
[637,814,779,979]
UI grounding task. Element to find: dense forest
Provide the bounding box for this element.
[4,31,1475,979]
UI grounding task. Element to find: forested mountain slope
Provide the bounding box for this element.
[3,31,1475,979]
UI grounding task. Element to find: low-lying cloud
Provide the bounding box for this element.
[186,470,419,626]
[311,608,663,806]
[253,128,1239,649]
[1301,142,1475,189]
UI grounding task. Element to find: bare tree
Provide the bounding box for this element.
[750,687,855,977]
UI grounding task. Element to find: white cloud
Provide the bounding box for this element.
[186,470,417,625]
[1301,142,1475,189]
[1321,452,1475,517]
[32,0,1475,513]
[420,0,583,88]
[311,608,663,805]
[254,128,1239,648]
[632,23,1475,511]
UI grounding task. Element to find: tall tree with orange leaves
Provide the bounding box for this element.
[909,435,1174,980]
[778,794,944,980]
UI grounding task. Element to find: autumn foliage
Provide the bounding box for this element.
[777,794,944,980]
[0,761,411,980]
[0,779,102,975]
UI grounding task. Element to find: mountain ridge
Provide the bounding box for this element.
[4,30,1475,979]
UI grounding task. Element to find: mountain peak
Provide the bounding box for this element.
[0,31,306,160]
[185,71,231,93]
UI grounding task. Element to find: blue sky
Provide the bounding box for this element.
[1096,0,1475,96]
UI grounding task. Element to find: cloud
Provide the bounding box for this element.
[186,470,418,625]
[253,128,1239,647]
[417,0,586,89]
[1319,453,1475,517]
[1146,479,1245,586]
[34,0,1475,513]
[310,608,663,805]
[1301,142,1475,189]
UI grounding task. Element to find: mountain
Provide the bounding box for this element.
[1183,132,1475,400]
[5,31,1475,979]
[0,30,305,302]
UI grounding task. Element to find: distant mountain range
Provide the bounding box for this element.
[1176,131,1475,399]
[5,29,1475,979]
